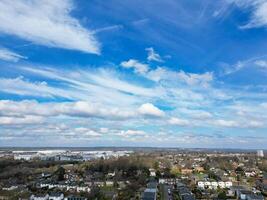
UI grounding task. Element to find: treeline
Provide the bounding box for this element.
[0,158,77,184]
[86,157,150,176]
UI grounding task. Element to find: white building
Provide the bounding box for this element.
[106,181,114,186]
[14,154,33,160]
[149,168,156,177]
[48,193,64,200]
[225,181,233,188]
[40,183,90,193]
[198,181,232,189]
[257,150,264,158]
[30,194,49,200]
[204,181,211,189]
[2,185,18,191]
[245,171,256,177]
[218,182,226,188]
[211,182,218,189]
[197,181,205,189]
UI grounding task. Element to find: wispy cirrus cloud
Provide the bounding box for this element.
[18,66,160,106]
[0,47,26,62]
[0,0,100,54]
[0,76,74,98]
[94,24,123,33]
[225,0,267,29]
[220,54,267,75]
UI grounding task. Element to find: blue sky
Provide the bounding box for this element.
[0,0,267,148]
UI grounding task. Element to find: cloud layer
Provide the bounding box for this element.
[0,0,267,148]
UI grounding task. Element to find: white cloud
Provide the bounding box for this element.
[1,62,266,146]
[116,130,147,138]
[74,127,102,137]
[145,47,163,62]
[58,101,136,119]
[145,67,168,82]
[211,119,264,128]
[212,119,239,127]
[241,1,267,29]
[0,100,55,117]
[0,100,138,120]
[21,66,158,106]
[261,102,267,108]
[0,125,150,142]
[94,24,123,33]
[176,71,213,87]
[0,76,74,98]
[120,59,149,74]
[0,0,100,54]
[146,67,213,87]
[11,65,229,119]
[221,56,267,75]
[0,100,168,124]
[99,127,109,134]
[193,111,213,119]
[138,103,165,117]
[180,108,213,119]
[254,60,267,68]
[0,48,26,62]
[85,69,157,97]
[168,117,190,126]
[229,0,267,29]
[0,124,105,140]
[0,115,44,125]
[248,120,264,128]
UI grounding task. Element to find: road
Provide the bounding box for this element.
[161,184,173,200]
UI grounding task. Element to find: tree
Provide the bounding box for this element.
[192,187,202,199]
[55,166,65,181]
[218,191,227,199]
[235,166,244,176]
[153,161,159,171]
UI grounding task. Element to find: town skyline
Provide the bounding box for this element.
[0,0,267,148]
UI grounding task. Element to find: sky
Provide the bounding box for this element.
[0,0,267,148]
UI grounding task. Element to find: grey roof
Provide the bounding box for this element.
[65,195,87,200]
[230,185,245,190]
[141,191,156,200]
[178,187,191,195]
[147,181,157,189]
[182,194,196,200]
[240,190,253,195]
[247,194,264,200]
[177,182,185,188]
[49,192,63,197]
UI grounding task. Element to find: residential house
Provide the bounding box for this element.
[48,193,64,200]
[194,166,204,173]
[30,194,49,200]
[181,168,193,175]
[64,196,87,200]
[246,194,264,200]
[141,188,156,200]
